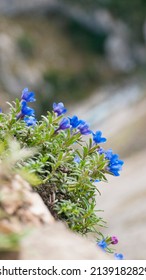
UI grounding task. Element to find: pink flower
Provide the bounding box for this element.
[111,236,118,245]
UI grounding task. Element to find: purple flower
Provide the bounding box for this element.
[97,240,107,250]
[111,236,118,245]
[114,253,124,260]
[21,88,36,102]
[57,118,71,131]
[69,115,84,128]
[24,116,37,126]
[0,108,2,113]
[78,121,92,135]
[92,131,107,144]
[53,102,67,116]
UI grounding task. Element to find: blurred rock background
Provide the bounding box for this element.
[0,0,146,259]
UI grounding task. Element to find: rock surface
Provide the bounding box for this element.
[0,173,54,235]
[21,222,109,260]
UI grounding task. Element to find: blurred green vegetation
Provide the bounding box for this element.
[103,0,146,41]
[43,66,99,105]
[66,20,107,54]
[17,33,35,58]
[1,0,146,115]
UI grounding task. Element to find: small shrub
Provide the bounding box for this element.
[0,88,124,258]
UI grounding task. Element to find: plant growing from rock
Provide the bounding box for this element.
[0,88,124,258]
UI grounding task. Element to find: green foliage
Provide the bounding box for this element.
[43,67,98,106]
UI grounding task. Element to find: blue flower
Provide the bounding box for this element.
[104,149,113,160]
[24,116,37,126]
[57,118,71,131]
[105,149,124,176]
[17,100,35,120]
[90,179,101,183]
[0,108,2,113]
[97,240,107,250]
[97,148,124,176]
[69,115,84,128]
[53,102,67,116]
[98,147,105,154]
[92,131,107,144]
[114,253,124,260]
[68,115,92,135]
[21,100,35,117]
[78,121,92,135]
[74,155,81,163]
[21,88,36,102]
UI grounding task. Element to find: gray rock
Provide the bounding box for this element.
[104,19,135,72]
[0,0,56,15]
[21,222,110,260]
[105,34,135,72]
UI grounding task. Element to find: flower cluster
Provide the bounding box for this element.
[52,103,124,177]
[0,88,124,259]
